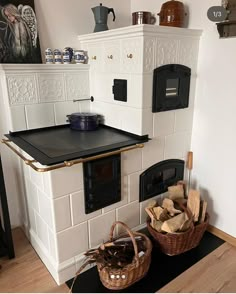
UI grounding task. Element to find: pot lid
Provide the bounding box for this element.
[70,112,98,118]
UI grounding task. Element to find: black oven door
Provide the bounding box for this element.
[83,154,121,214]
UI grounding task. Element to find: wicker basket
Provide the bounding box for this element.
[97,221,152,290]
[147,213,209,256]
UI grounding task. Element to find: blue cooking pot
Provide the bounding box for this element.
[66,112,100,131]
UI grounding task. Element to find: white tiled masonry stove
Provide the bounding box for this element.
[0,25,202,284]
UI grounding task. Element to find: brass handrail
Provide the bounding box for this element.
[1,139,144,173]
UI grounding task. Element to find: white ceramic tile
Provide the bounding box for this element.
[153,111,175,138]
[92,73,113,101]
[142,137,165,170]
[90,101,122,129]
[25,103,55,129]
[121,148,142,176]
[90,100,108,122]
[50,164,84,198]
[58,263,77,285]
[128,171,142,202]
[57,222,88,263]
[188,78,197,109]
[165,132,189,159]
[143,37,155,73]
[48,228,58,262]
[71,191,101,225]
[142,108,153,137]
[30,168,44,190]
[24,178,39,212]
[174,109,194,132]
[142,74,153,108]
[102,40,121,73]
[38,189,54,229]
[27,207,37,233]
[177,38,199,73]
[103,176,128,212]
[6,74,38,105]
[121,37,143,73]
[128,74,143,108]
[38,73,65,103]
[117,201,140,234]
[10,106,27,131]
[42,172,53,197]
[54,101,78,125]
[89,211,116,248]
[140,195,163,224]
[65,73,90,101]
[22,161,30,180]
[20,193,29,230]
[78,101,91,113]
[35,213,49,251]
[120,107,143,135]
[155,37,178,67]
[54,195,72,232]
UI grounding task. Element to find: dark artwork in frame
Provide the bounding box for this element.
[0,0,42,63]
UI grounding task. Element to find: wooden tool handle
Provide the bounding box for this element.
[187,151,193,170]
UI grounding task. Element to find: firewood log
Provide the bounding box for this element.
[147,199,157,208]
[161,212,187,233]
[152,206,164,220]
[177,180,187,196]
[159,208,172,222]
[168,185,184,200]
[179,214,192,232]
[151,219,163,232]
[145,207,156,226]
[199,200,207,223]
[162,198,182,216]
[187,189,200,222]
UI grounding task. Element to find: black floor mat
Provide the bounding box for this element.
[66,231,224,293]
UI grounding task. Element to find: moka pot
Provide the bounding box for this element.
[92,3,116,32]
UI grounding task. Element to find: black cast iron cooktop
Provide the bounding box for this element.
[5,125,149,166]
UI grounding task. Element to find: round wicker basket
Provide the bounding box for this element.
[97,221,152,290]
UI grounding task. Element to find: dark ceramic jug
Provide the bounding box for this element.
[92,3,116,32]
[158,0,186,28]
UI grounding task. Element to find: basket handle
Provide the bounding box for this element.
[69,259,92,293]
[109,221,140,265]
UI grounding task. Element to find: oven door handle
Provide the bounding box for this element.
[1,138,144,173]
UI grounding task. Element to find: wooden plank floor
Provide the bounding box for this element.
[159,242,236,293]
[0,228,236,293]
[0,228,68,293]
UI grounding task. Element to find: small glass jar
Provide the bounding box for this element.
[63,47,73,64]
[74,50,87,64]
[54,49,62,64]
[45,48,53,64]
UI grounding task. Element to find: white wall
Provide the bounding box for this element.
[185,0,236,237]
[132,0,236,237]
[35,0,131,57]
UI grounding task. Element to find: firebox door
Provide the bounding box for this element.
[152,64,191,113]
[139,159,184,202]
[83,154,121,214]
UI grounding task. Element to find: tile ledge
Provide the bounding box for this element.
[0,64,90,73]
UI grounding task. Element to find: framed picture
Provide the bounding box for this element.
[0,0,42,63]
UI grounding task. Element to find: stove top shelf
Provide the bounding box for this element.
[3,125,149,171]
